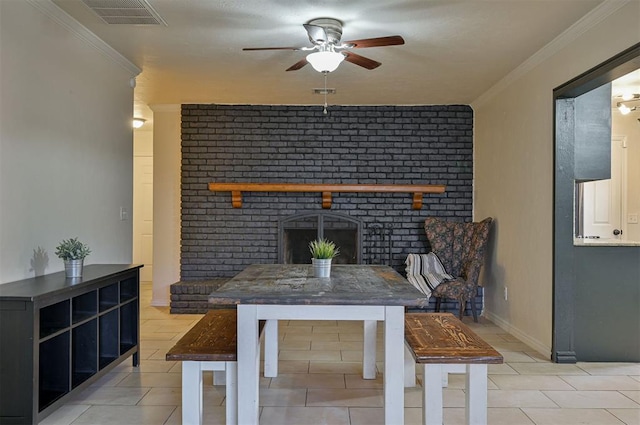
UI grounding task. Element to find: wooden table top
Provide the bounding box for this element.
[209,264,429,307]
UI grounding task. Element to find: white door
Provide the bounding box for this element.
[133,156,153,281]
[583,136,626,239]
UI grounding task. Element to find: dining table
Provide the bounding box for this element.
[209,263,429,424]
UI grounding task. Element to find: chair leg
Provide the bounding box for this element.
[435,297,442,312]
[470,296,478,322]
[458,299,465,320]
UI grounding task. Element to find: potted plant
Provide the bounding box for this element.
[309,238,339,278]
[55,237,91,278]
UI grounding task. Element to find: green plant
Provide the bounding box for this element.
[309,238,340,259]
[55,237,91,261]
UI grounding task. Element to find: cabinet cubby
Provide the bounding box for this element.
[39,332,70,411]
[99,309,119,369]
[120,277,138,302]
[40,300,70,339]
[73,291,97,324]
[99,283,118,312]
[0,264,141,424]
[72,319,97,388]
[120,300,138,354]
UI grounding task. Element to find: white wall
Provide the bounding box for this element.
[0,1,139,283]
[473,1,639,356]
[150,105,181,306]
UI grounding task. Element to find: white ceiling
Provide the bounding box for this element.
[49,0,639,121]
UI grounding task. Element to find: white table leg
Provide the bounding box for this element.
[404,341,416,387]
[424,364,443,425]
[363,320,377,379]
[384,306,404,425]
[465,364,488,425]
[237,304,259,425]
[182,361,203,425]
[264,319,279,377]
[225,361,238,425]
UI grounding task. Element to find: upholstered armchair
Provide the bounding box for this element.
[424,217,493,322]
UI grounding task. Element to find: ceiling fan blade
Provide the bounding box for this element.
[243,47,302,51]
[286,58,309,71]
[343,52,381,70]
[303,24,328,43]
[343,35,405,49]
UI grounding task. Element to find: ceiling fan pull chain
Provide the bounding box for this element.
[323,72,328,115]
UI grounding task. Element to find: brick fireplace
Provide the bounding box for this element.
[172,104,480,314]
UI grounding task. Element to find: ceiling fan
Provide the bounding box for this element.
[242,18,405,73]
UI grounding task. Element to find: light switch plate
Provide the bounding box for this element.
[628,213,638,224]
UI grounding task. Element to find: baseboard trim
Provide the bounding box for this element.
[554,350,578,364]
[150,298,170,307]
[483,310,552,360]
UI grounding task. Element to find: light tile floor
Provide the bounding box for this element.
[41,283,640,425]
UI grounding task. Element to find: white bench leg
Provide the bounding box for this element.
[182,361,204,425]
[363,320,377,379]
[404,342,416,387]
[225,361,238,425]
[465,364,488,425]
[264,319,278,377]
[423,364,443,425]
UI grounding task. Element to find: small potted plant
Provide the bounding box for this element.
[309,238,339,278]
[55,237,91,278]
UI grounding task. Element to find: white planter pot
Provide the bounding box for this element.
[64,259,84,278]
[312,258,332,278]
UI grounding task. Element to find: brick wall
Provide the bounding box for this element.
[181,104,473,279]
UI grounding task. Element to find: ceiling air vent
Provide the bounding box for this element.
[81,0,167,25]
[313,88,336,95]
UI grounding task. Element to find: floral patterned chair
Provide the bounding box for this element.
[424,217,493,322]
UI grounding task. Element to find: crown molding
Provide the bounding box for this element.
[25,0,141,76]
[472,0,631,108]
[149,104,181,113]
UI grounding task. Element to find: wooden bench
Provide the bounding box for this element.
[166,310,264,425]
[404,313,503,425]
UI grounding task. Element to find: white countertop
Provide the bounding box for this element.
[574,238,640,247]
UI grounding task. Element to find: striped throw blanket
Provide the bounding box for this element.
[405,253,453,298]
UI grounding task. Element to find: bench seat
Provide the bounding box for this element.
[166,310,264,425]
[404,313,503,425]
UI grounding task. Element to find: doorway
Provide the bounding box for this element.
[133,128,154,283]
[553,43,640,362]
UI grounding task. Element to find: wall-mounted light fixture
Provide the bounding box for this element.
[133,118,146,129]
[616,93,640,115]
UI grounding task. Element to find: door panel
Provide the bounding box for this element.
[582,137,625,239]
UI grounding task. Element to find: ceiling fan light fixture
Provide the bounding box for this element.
[306,51,345,73]
[620,93,640,101]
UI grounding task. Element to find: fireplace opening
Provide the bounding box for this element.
[278,212,362,264]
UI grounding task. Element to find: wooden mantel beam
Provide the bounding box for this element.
[208,182,446,210]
